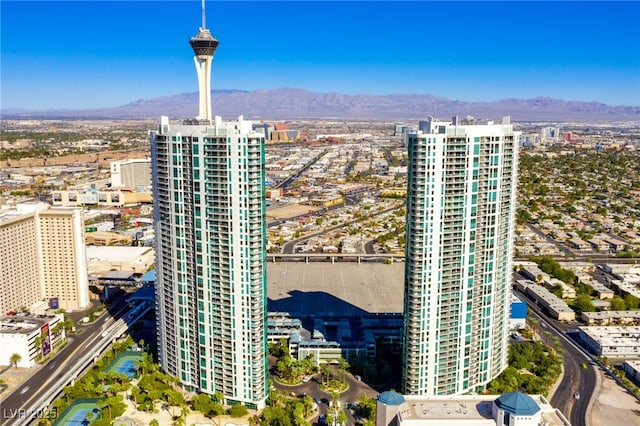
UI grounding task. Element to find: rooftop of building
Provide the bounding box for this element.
[89,270,135,281]
[0,204,79,224]
[0,314,60,335]
[579,326,640,345]
[582,311,640,320]
[388,393,568,425]
[624,359,640,370]
[86,245,153,262]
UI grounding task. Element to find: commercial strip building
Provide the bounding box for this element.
[581,310,640,326]
[376,390,570,426]
[514,280,575,321]
[0,314,65,368]
[51,188,152,207]
[578,326,640,358]
[402,116,520,395]
[0,203,89,314]
[622,360,640,386]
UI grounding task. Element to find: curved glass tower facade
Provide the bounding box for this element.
[402,116,519,396]
[152,117,267,409]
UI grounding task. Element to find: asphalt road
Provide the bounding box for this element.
[515,289,596,426]
[0,300,133,426]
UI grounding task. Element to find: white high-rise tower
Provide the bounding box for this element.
[402,116,519,396]
[152,1,267,409]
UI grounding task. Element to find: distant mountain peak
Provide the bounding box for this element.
[2,88,638,121]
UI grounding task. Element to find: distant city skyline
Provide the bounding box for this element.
[2,1,639,110]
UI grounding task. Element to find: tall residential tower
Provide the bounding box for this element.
[402,116,519,396]
[151,1,267,409]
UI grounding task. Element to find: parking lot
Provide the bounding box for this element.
[266,262,405,316]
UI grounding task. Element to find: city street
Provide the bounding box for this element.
[515,288,596,426]
[0,300,133,426]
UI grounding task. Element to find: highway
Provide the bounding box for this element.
[515,288,597,426]
[0,299,135,426]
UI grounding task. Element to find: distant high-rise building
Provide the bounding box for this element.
[0,205,89,314]
[402,116,520,395]
[152,1,267,409]
[110,158,151,189]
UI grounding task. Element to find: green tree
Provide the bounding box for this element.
[52,322,64,336]
[609,297,627,311]
[573,294,595,315]
[191,393,223,418]
[357,395,376,421]
[337,409,348,426]
[9,353,21,368]
[165,389,186,417]
[625,294,640,310]
[229,404,248,417]
[550,284,564,298]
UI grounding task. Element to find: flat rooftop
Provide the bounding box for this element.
[398,394,569,426]
[86,245,153,262]
[0,315,57,334]
[579,326,640,346]
[266,262,405,316]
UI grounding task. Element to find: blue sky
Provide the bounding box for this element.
[2,1,639,110]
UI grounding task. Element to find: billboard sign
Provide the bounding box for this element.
[49,297,59,310]
[40,324,51,357]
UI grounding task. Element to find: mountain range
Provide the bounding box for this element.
[3,88,639,122]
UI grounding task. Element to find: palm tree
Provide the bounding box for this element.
[9,353,21,369]
[96,399,109,420]
[336,358,349,383]
[320,363,331,384]
[34,335,43,351]
[180,405,190,421]
[337,410,348,426]
[52,322,64,337]
[528,317,540,338]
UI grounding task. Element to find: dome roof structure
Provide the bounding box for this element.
[494,392,541,416]
[378,391,405,406]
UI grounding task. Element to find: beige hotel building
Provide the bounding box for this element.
[0,204,89,314]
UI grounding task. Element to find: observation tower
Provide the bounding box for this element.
[189,0,219,122]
